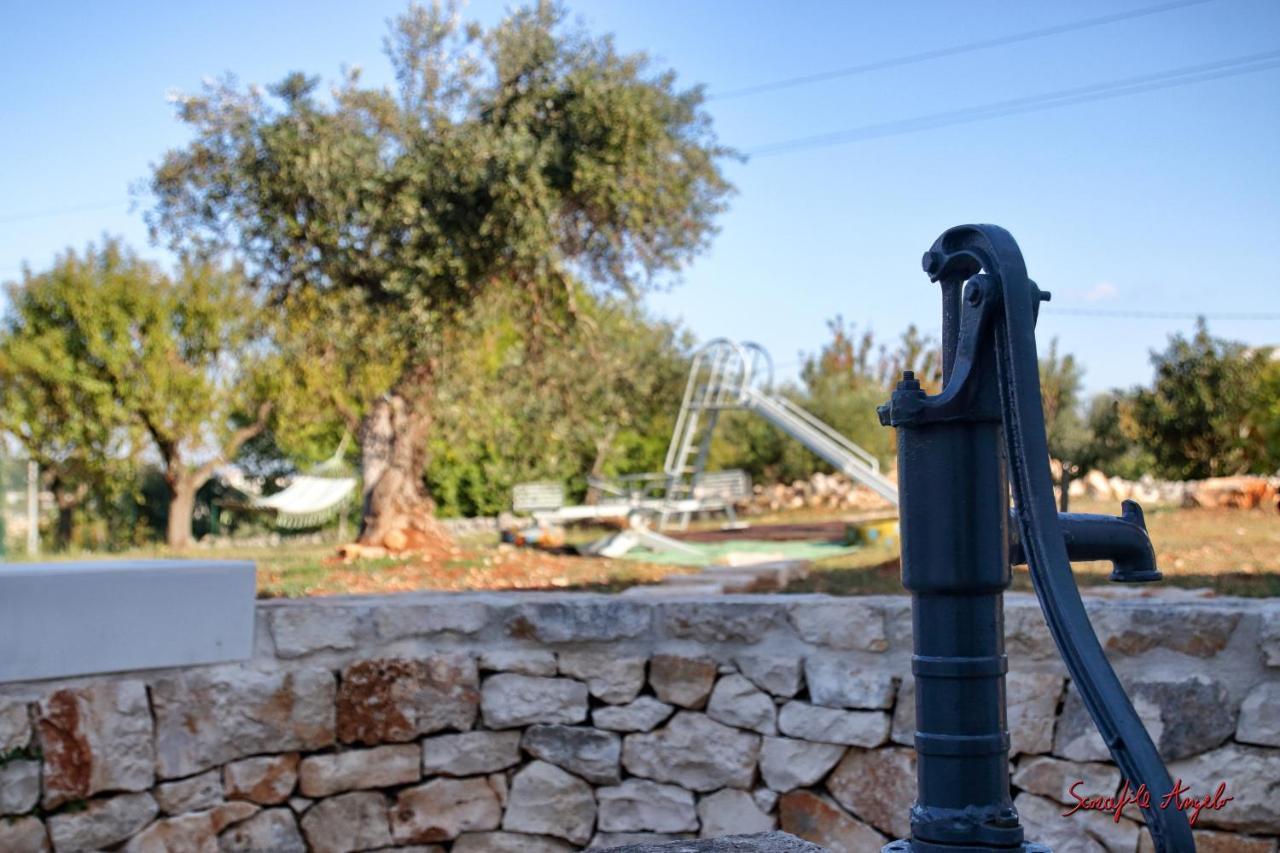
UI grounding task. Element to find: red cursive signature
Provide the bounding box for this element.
[1062,779,1233,826]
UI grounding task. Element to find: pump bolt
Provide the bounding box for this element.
[897,370,921,391]
[921,250,942,276]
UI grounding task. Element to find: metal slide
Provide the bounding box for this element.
[662,339,899,515]
[740,387,899,503]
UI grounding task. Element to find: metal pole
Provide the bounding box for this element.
[26,460,38,556]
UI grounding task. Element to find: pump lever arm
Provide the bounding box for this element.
[925,225,1195,853]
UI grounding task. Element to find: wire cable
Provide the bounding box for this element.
[747,48,1280,156]
[710,0,1217,100]
[0,199,130,225]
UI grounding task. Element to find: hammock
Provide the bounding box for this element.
[251,475,357,529]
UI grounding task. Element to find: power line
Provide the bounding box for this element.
[710,0,1216,101]
[747,48,1280,156]
[1045,307,1280,320]
[0,199,130,226]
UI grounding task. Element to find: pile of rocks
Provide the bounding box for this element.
[0,592,1276,852]
[747,472,893,515]
[1068,470,1280,510]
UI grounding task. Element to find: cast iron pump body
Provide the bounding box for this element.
[878,225,1194,853]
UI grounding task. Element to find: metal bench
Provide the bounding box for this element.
[685,468,752,528]
[511,481,566,516]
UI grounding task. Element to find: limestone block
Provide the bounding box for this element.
[597,778,698,833]
[522,724,622,784]
[421,731,522,776]
[335,655,477,745]
[777,701,890,747]
[594,697,676,733]
[37,680,154,807]
[502,760,596,845]
[559,651,647,704]
[697,789,776,838]
[826,747,915,839]
[223,753,299,805]
[46,791,158,852]
[300,791,393,853]
[706,674,778,735]
[480,674,589,729]
[390,778,502,844]
[152,665,334,778]
[650,655,718,709]
[298,744,420,797]
[622,712,760,792]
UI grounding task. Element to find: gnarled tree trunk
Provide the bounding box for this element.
[166,474,200,549]
[357,362,453,554]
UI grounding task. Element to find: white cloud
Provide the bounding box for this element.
[1084,282,1118,302]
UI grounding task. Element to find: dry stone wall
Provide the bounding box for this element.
[0,592,1276,852]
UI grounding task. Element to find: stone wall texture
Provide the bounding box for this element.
[0,591,1276,852]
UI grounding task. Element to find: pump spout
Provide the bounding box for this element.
[1010,499,1161,583]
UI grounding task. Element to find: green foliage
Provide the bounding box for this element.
[1130,319,1275,479]
[425,289,690,516]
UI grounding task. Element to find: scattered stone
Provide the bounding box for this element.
[1053,676,1234,762]
[826,747,914,839]
[487,772,508,809]
[698,788,776,838]
[374,600,491,640]
[558,652,646,704]
[778,790,888,852]
[0,815,48,852]
[1139,828,1280,853]
[298,744,419,797]
[224,753,299,805]
[1236,682,1280,747]
[1012,756,1121,807]
[37,680,155,807]
[218,807,305,852]
[707,674,778,735]
[1003,599,1062,664]
[788,600,887,652]
[507,600,652,643]
[1089,604,1241,659]
[660,601,784,644]
[270,606,361,658]
[453,831,573,852]
[753,788,779,814]
[597,779,698,833]
[1168,743,1280,834]
[46,791,158,852]
[0,760,40,815]
[0,700,30,752]
[759,736,846,793]
[336,655,478,745]
[622,712,760,792]
[1014,791,1132,853]
[390,778,502,844]
[479,649,558,676]
[481,674,590,729]
[210,801,260,833]
[122,812,217,853]
[1007,671,1064,756]
[421,731,522,776]
[502,760,596,845]
[300,791,392,853]
[803,657,895,710]
[594,697,676,733]
[735,655,802,699]
[288,796,311,814]
[522,724,622,784]
[650,655,718,709]
[152,666,335,778]
[155,768,223,814]
[777,701,890,747]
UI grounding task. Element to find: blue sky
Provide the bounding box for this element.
[2,0,1277,393]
